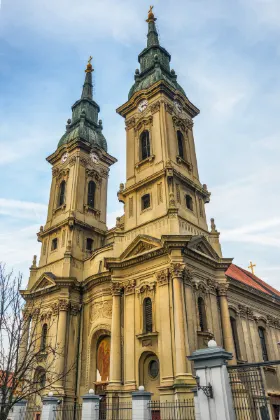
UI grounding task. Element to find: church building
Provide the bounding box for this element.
[21,7,280,403]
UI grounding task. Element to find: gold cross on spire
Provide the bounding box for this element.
[148,5,154,14]
[248,261,256,275]
[85,56,94,73]
[88,56,93,65]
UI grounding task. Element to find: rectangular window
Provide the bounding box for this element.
[86,238,93,251]
[51,238,58,251]
[142,194,151,210]
[129,197,133,218]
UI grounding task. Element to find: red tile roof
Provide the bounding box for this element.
[226,264,280,298]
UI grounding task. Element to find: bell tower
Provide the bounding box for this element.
[117,8,211,238]
[32,59,117,285]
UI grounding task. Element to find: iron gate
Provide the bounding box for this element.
[228,363,274,420]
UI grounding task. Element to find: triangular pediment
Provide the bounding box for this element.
[30,272,57,292]
[120,235,162,260]
[187,236,219,260]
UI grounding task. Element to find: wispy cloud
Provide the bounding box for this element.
[0,198,47,221]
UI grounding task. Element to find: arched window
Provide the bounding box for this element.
[141,194,151,210]
[40,324,48,351]
[177,131,184,159]
[88,181,96,208]
[140,131,150,161]
[230,316,240,360]
[186,194,193,211]
[96,336,111,382]
[258,327,268,361]
[39,371,46,389]
[143,298,153,333]
[58,180,66,207]
[198,297,207,332]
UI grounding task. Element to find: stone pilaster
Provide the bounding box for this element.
[124,280,136,390]
[108,282,122,388]
[55,299,70,389]
[218,285,236,365]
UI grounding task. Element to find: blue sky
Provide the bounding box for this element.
[0,0,280,289]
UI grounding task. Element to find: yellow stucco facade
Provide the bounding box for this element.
[21,9,280,407]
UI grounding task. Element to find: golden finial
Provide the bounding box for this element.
[146,5,156,22]
[85,56,94,73]
[248,261,256,275]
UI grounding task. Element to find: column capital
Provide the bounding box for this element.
[238,304,247,318]
[217,284,229,296]
[111,282,122,296]
[59,298,70,312]
[170,262,185,279]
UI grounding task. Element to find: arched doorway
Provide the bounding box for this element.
[139,352,160,399]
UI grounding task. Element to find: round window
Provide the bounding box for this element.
[148,360,159,379]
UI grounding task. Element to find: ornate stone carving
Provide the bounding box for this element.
[183,268,193,285]
[172,115,188,133]
[71,303,80,316]
[142,339,152,347]
[135,116,153,133]
[69,156,77,166]
[86,169,102,184]
[164,102,174,115]
[32,308,40,320]
[90,300,112,322]
[156,269,169,286]
[125,117,136,129]
[150,101,160,114]
[59,299,70,312]
[51,302,59,316]
[52,167,59,177]
[238,305,247,318]
[124,280,136,295]
[57,168,70,181]
[247,307,254,320]
[111,282,122,296]
[170,263,185,278]
[80,157,90,167]
[136,281,156,303]
[207,278,216,294]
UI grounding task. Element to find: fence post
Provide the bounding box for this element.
[188,340,235,420]
[132,386,152,420]
[8,400,27,420]
[41,392,58,420]
[82,389,100,420]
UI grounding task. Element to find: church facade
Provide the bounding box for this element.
[21,8,280,404]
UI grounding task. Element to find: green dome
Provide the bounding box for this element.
[57,121,107,151]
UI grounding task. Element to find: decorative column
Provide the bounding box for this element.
[124,280,136,390]
[157,269,174,388]
[218,285,236,365]
[55,299,69,387]
[170,263,193,388]
[109,282,122,387]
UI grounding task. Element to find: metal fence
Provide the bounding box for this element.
[99,401,132,420]
[148,400,195,420]
[53,404,82,420]
[21,406,41,420]
[228,364,271,420]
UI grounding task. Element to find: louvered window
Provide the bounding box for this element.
[177,131,184,159]
[144,298,153,333]
[140,131,150,160]
[142,194,151,210]
[88,181,96,207]
[258,327,268,361]
[58,180,66,207]
[198,297,207,332]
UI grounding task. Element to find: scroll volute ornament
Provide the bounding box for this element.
[156,269,169,286]
[111,282,122,296]
[217,284,229,297]
[124,280,136,295]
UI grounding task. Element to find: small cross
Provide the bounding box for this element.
[88,56,93,64]
[248,261,256,275]
[148,5,154,14]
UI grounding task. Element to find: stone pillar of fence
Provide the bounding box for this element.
[41,392,58,420]
[188,340,235,420]
[8,400,27,420]
[82,389,100,420]
[132,386,152,420]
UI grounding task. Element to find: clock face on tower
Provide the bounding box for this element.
[138,99,148,113]
[90,152,99,164]
[61,153,68,163]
